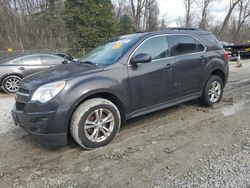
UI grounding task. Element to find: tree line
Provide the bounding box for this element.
[0,0,249,53]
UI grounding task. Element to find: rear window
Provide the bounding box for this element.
[168,35,205,56]
[200,34,223,50]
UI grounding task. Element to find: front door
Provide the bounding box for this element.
[128,36,177,111]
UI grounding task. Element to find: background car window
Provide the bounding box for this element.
[10,58,23,64]
[168,35,204,56]
[20,56,42,65]
[41,55,63,65]
[134,36,169,61]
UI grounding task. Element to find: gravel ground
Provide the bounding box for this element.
[0,60,250,188]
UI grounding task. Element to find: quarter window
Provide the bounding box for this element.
[133,36,170,61]
[41,55,63,65]
[168,35,204,56]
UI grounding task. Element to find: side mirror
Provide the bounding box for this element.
[62,60,68,64]
[130,53,152,65]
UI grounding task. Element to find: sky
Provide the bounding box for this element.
[158,0,229,26]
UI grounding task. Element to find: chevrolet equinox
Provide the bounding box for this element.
[12,28,229,149]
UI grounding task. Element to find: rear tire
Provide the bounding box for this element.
[70,98,121,149]
[200,75,223,107]
[2,75,22,93]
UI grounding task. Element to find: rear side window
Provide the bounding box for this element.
[199,34,223,50]
[41,55,63,65]
[167,35,204,56]
[20,56,42,65]
[134,36,170,60]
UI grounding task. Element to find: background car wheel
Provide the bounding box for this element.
[2,75,22,93]
[200,75,223,107]
[70,98,121,149]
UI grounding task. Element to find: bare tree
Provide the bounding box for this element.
[183,0,195,27]
[232,0,250,42]
[130,0,146,31]
[197,0,215,29]
[219,0,242,37]
[142,0,159,31]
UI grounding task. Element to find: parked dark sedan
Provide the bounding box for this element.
[0,54,69,93]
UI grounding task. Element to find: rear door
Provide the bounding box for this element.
[167,35,206,97]
[128,35,177,111]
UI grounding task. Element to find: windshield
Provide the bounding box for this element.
[79,37,139,65]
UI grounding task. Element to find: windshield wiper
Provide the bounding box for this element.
[77,60,97,66]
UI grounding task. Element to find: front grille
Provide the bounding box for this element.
[16,101,25,111]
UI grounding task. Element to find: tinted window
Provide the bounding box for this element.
[200,34,223,50]
[168,35,204,56]
[134,36,169,60]
[196,40,205,51]
[42,55,63,65]
[20,56,42,65]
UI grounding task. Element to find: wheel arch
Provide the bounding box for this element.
[0,73,23,86]
[67,91,126,134]
[209,68,226,85]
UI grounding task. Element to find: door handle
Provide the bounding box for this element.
[18,67,25,70]
[165,63,173,70]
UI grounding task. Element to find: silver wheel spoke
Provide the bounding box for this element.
[85,120,96,129]
[101,127,109,137]
[103,113,114,124]
[89,128,98,140]
[95,109,103,121]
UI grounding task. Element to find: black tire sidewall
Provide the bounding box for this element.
[202,75,223,106]
[77,103,120,149]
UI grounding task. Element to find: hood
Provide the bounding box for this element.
[20,63,103,92]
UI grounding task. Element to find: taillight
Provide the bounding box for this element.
[224,50,229,62]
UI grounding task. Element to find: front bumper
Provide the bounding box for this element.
[11,103,68,148]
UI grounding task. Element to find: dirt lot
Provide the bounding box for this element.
[0,60,250,188]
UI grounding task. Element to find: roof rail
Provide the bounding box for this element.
[163,27,201,31]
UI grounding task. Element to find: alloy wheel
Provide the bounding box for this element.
[208,81,221,103]
[84,108,115,143]
[5,77,21,93]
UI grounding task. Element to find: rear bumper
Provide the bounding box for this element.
[11,107,67,148]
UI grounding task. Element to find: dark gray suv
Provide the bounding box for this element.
[0,54,69,93]
[12,28,229,149]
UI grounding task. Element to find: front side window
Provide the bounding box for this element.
[133,36,169,61]
[10,58,23,64]
[20,56,42,65]
[168,35,204,56]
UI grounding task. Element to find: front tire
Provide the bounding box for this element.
[200,75,223,107]
[2,75,22,93]
[70,98,121,149]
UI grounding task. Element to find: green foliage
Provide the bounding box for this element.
[65,0,116,48]
[117,14,135,36]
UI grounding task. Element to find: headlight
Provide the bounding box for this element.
[31,81,65,103]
